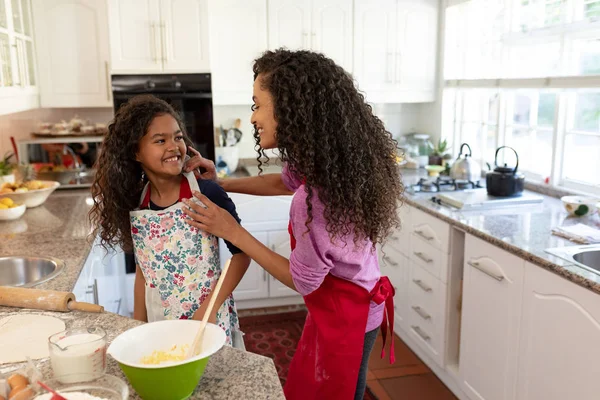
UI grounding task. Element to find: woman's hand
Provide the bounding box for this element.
[183,147,217,181]
[183,192,243,244]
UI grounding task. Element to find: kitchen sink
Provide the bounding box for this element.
[0,256,65,287]
[545,245,600,275]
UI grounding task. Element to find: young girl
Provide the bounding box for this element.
[183,49,403,399]
[89,95,250,347]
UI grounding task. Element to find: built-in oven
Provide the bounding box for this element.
[111,73,215,162]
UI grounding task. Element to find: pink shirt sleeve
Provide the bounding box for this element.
[288,188,334,296]
[281,163,303,192]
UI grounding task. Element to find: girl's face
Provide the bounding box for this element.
[136,114,187,178]
[251,75,277,149]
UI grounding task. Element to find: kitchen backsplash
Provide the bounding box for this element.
[0,103,430,161]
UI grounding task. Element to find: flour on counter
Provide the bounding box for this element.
[35,392,109,400]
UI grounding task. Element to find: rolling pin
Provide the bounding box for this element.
[0,286,104,313]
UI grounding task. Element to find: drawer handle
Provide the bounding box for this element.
[383,256,399,267]
[415,229,434,241]
[391,235,400,241]
[412,306,431,320]
[412,325,430,341]
[468,261,504,282]
[413,251,433,263]
[412,279,432,292]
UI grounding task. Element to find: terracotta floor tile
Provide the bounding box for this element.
[368,334,423,371]
[379,373,459,400]
[366,380,392,400]
[366,370,376,381]
[372,364,430,379]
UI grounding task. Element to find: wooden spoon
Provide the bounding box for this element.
[187,258,231,358]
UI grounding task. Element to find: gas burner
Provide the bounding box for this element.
[409,176,483,194]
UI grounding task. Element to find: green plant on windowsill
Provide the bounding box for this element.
[0,152,16,176]
[427,139,452,167]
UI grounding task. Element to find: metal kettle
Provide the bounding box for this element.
[450,143,480,182]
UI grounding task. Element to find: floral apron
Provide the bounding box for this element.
[130,172,240,346]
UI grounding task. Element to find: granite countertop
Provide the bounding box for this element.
[0,189,284,399]
[399,169,600,295]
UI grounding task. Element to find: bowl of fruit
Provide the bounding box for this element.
[0,180,60,208]
[0,197,26,221]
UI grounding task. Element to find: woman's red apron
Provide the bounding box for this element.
[284,221,396,400]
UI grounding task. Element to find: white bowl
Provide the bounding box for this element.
[561,195,599,217]
[0,181,60,208]
[0,203,26,221]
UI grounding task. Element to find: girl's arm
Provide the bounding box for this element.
[133,264,148,322]
[193,253,251,323]
[220,174,293,196]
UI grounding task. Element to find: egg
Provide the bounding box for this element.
[7,374,28,390]
[9,386,34,400]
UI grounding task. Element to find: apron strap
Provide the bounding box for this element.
[370,276,396,364]
[139,173,197,209]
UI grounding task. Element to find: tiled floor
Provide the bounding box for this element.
[366,334,458,400]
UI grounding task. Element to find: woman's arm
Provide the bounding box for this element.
[193,253,251,323]
[220,174,293,196]
[133,264,148,322]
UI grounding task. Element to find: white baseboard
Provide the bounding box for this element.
[236,296,304,310]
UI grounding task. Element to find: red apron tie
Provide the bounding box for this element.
[370,276,396,364]
[140,176,193,209]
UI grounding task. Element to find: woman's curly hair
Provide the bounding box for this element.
[253,49,403,245]
[89,95,190,252]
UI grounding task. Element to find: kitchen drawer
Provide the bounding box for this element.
[410,234,448,281]
[385,204,412,255]
[379,245,411,331]
[407,311,444,367]
[409,208,450,253]
[408,261,443,316]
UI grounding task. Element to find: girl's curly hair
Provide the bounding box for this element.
[89,95,190,252]
[253,49,403,245]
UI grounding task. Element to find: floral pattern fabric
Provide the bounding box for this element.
[130,173,239,345]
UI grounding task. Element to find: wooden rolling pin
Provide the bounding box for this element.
[0,286,104,313]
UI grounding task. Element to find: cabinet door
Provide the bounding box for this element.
[107,0,161,72]
[223,233,270,301]
[268,230,298,298]
[161,0,210,72]
[353,0,397,103]
[459,234,524,400]
[379,244,410,331]
[91,243,127,315]
[268,0,310,51]
[516,263,600,400]
[32,0,111,107]
[395,0,437,101]
[311,0,352,72]
[209,0,267,105]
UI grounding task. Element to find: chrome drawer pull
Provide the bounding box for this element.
[412,325,430,341]
[383,256,399,267]
[412,279,432,292]
[414,229,434,241]
[413,251,433,263]
[412,306,431,320]
[468,261,504,282]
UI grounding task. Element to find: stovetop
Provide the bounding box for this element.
[407,176,483,194]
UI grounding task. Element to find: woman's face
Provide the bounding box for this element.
[136,114,187,178]
[251,74,277,150]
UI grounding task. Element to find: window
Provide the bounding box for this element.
[443,0,600,194]
[0,0,35,88]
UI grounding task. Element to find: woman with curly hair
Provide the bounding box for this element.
[89,95,249,347]
[183,49,402,399]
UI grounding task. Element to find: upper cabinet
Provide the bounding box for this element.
[108,0,210,74]
[0,0,39,115]
[268,0,353,73]
[354,0,438,103]
[208,0,267,105]
[32,0,111,108]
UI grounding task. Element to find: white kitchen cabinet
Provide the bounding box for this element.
[516,263,600,400]
[459,234,524,400]
[354,0,438,103]
[32,0,111,107]
[268,0,353,72]
[208,0,267,105]
[0,0,38,115]
[107,0,209,73]
[378,244,410,332]
[268,229,297,298]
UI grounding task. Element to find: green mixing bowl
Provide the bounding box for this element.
[107,320,226,400]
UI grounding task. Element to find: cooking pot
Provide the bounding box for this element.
[486,146,525,197]
[450,143,480,182]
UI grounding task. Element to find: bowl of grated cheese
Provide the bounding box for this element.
[106,320,226,400]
